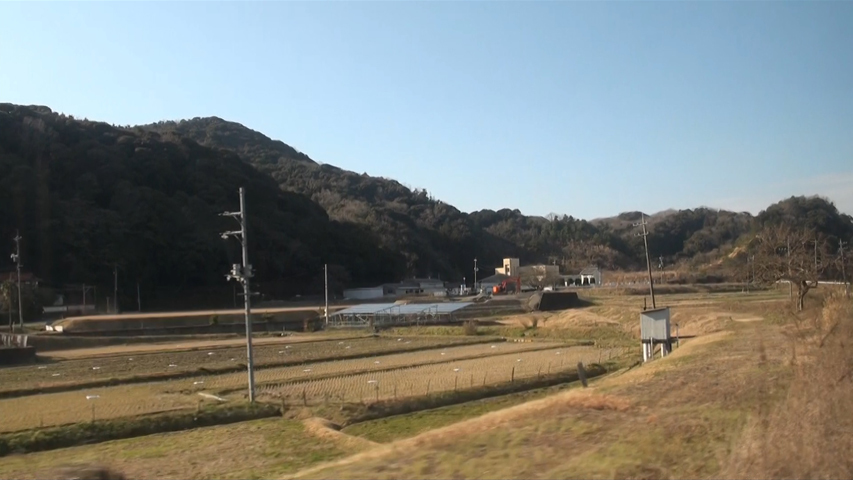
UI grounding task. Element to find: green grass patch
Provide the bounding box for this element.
[316,363,611,429]
[0,418,358,480]
[342,381,586,443]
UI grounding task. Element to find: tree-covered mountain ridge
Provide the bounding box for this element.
[142,115,853,270]
[2,104,851,309]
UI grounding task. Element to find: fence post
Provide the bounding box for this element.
[302,388,307,406]
[511,366,515,383]
[577,362,588,388]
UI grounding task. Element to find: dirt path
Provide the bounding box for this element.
[53,306,354,325]
[44,333,365,360]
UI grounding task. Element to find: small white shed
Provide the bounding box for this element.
[640,307,672,361]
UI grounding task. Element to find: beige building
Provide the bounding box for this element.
[494,258,560,282]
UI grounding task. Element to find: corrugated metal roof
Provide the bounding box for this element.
[334,302,473,316]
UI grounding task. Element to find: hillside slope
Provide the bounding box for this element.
[0,104,405,308]
[2,105,850,307]
[144,117,850,275]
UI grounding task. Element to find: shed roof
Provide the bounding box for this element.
[580,266,601,275]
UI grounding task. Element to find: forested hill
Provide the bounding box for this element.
[141,116,853,273]
[0,104,407,303]
[1,104,851,307]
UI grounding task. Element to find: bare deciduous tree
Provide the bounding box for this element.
[1,280,15,332]
[752,225,836,310]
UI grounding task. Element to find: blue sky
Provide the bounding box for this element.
[1,1,852,219]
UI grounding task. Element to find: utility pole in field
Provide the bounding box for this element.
[221,187,256,403]
[787,237,792,300]
[113,265,119,314]
[11,231,23,328]
[324,263,329,326]
[634,214,656,309]
[473,258,479,292]
[841,240,848,297]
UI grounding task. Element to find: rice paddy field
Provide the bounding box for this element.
[257,346,616,404]
[0,336,487,394]
[0,334,600,433]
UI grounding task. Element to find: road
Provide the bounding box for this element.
[53,305,355,324]
[43,332,366,360]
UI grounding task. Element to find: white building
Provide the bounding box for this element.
[342,286,384,300]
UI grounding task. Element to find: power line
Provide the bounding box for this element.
[221,187,256,403]
[633,213,656,309]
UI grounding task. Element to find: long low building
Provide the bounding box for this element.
[328,302,473,328]
[343,278,448,300]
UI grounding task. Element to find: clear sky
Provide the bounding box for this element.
[2,1,852,219]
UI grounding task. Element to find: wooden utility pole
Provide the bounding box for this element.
[12,231,23,328]
[841,239,849,298]
[787,237,793,300]
[324,263,329,326]
[474,258,479,292]
[113,265,119,314]
[634,213,656,309]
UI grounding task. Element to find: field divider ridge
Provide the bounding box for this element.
[0,337,504,400]
[213,343,569,396]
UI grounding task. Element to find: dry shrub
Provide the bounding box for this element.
[726,295,853,479]
[462,320,478,336]
[53,465,126,480]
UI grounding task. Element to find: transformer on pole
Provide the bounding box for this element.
[221,187,256,402]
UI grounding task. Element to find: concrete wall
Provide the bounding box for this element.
[537,291,580,311]
[0,346,36,365]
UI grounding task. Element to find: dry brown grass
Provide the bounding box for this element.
[286,302,793,480]
[0,418,359,480]
[724,294,853,479]
[302,418,379,451]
